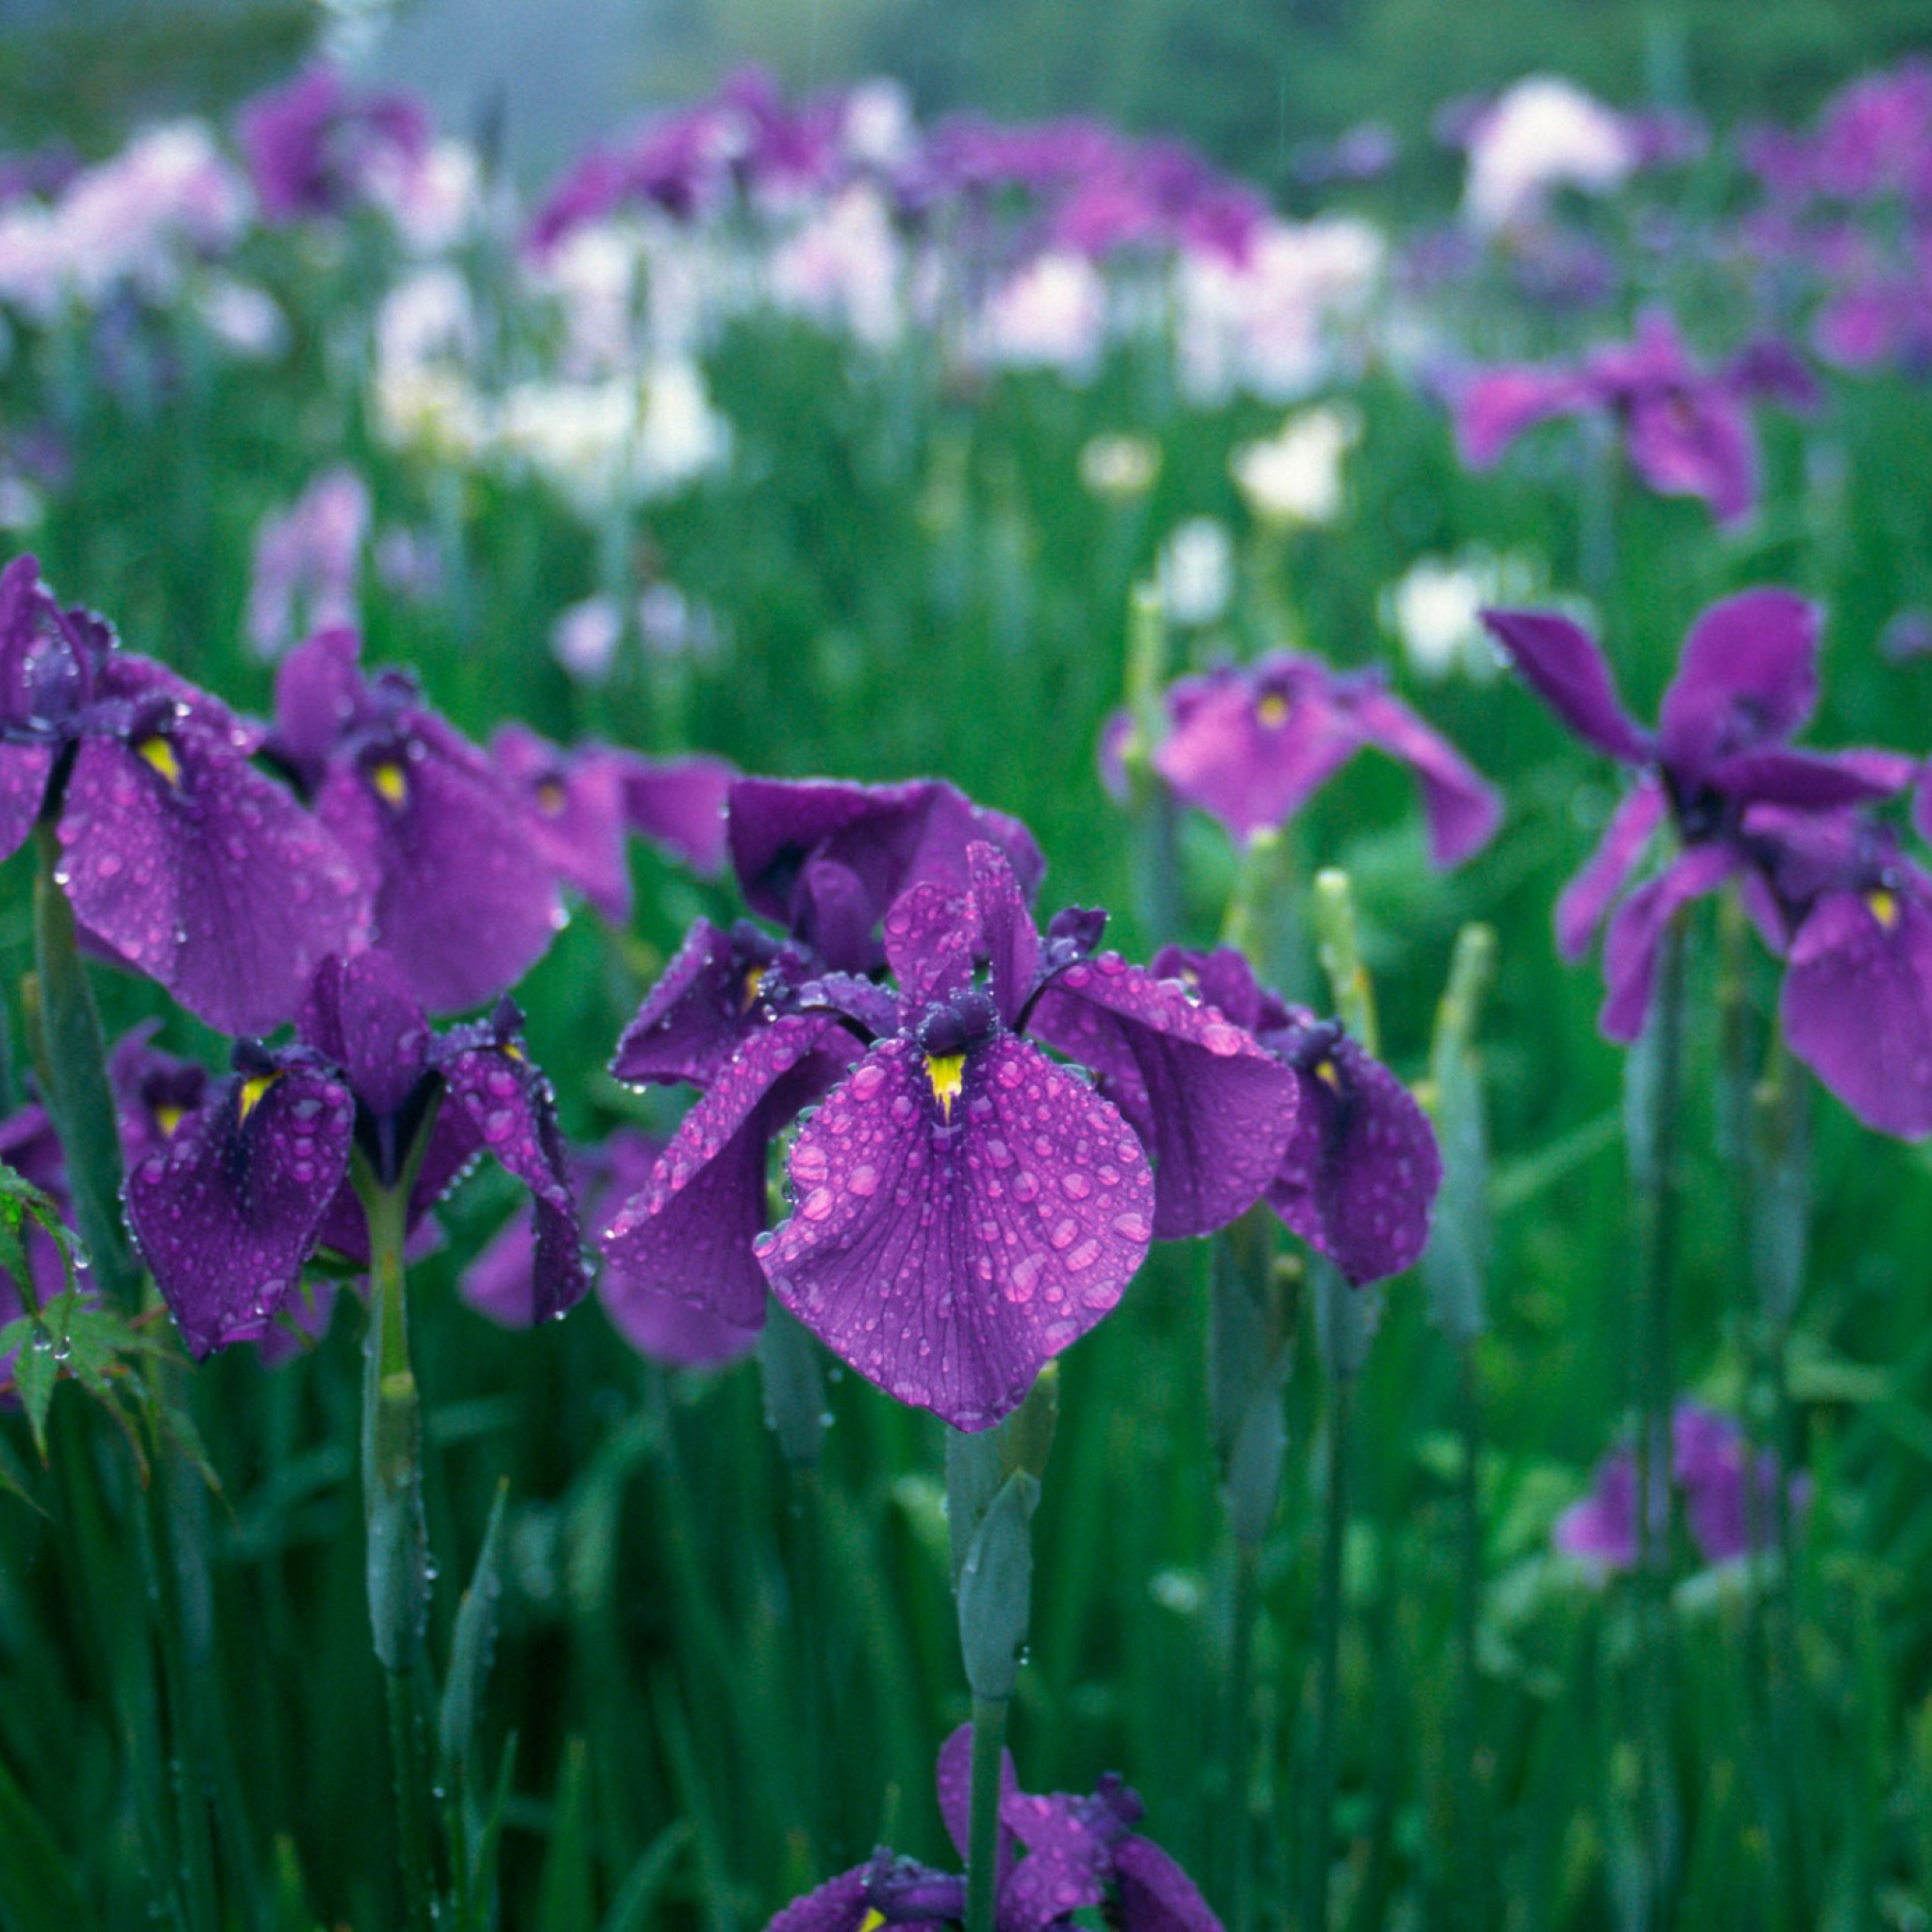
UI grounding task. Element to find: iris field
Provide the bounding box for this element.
[1,47,1932,1932]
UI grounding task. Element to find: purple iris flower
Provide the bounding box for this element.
[125,950,586,1358]
[1141,947,1441,1285]
[265,627,563,1014]
[108,1021,209,1169]
[726,774,1046,974]
[1555,1402,1809,1574]
[767,1724,1221,1932]
[1485,591,1923,1065]
[0,556,370,1034]
[608,843,1298,1429]
[237,66,429,225]
[491,724,732,925]
[1103,654,1501,866]
[463,1126,758,1367]
[1453,308,1820,526]
[0,1099,72,1331]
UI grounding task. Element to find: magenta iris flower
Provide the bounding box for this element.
[608,842,1298,1428]
[125,950,586,1358]
[1453,308,1819,525]
[1144,946,1441,1284]
[266,627,563,1014]
[462,1126,758,1367]
[1555,1402,1809,1574]
[1104,654,1501,865]
[0,557,369,1034]
[237,66,429,225]
[1484,591,1920,1048]
[767,1724,1221,1932]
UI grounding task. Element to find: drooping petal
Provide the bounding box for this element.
[935,1722,1019,1868]
[757,1037,1154,1430]
[298,949,433,1119]
[493,726,634,924]
[1781,883,1932,1139]
[125,1057,355,1358]
[314,712,563,1013]
[0,741,53,862]
[601,1014,858,1328]
[1261,1033,1441,1285]
[1624,386,1758,525]
[969,841,1041,1028]
[1112,1835,1226,1932]
[763,1866,871,1932]
[1657,590,1821,774]
[1030,955,1299,1240]
[622,752,734,874]
[57,727,370,1036]
[1598,844,1737,1041]
[269,625,366,794]
[108,1022,210,1169]
[1481,608,1652,763]
[1556,776,1667,959]
[1147,944,1271,1034]
[1553,1451,1638,1570]
[1451,364,1592,469]
[1344,684,1503,866]
[1705,744,1915,811]
[610,920,776,1090]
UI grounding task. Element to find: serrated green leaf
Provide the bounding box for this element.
[13,1334,56,1460]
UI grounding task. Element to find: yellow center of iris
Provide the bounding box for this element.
[502,1041,525,1063]
[1257,692,1291,729]
[154,1104,184,1139]
[741,967,766,1014]
[237,1073,278,1125]
[858,1913,887,1932]
[536,779,567,815]
[1314,1058,1342,1092]
[1869,889,1900,930]
[370,761,409,809]
[926,1053,966,1120]
[137,736,182,787]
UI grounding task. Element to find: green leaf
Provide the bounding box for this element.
[602,1821,692,1932]
[0,1742,97,1932]
[441,1477,510,1773]
[13,1332,56,1460]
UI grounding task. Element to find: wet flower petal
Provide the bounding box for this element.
[622,752,735,874]
[610,919,782,1090]
[0,741,53,861]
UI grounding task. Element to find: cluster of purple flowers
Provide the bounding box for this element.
[1485,589,1932,1137]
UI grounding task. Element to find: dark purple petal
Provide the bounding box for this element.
[1557,777,1667,959]
[1147,945,1273,1035]
[1918,767,1932,847]
[493,727,634,925]
[125,1058,355,1358]
[0,1103,71,1317]
[883,880,976,1010]
[623,753,734,874]
[1451,364,1592,468]
[1705,744,1917,809]
[610,920,780,1090]
[108,1023,210,1169]
[1030,955,1299,1240]
[757,1037,1154,1430]
[269,625,365,794]
[1112,1836,1226,1932]
[1261,1034,1441,1285]
[1345,686,1502,866]
[602,1014,858,1328]
[56,727,370,1037]
[1598,845,1736,1041]
[763,1866,871,1932]
[1481,609,1652,763]
[1782,884,1932,1139]
[314,714,563,1013]
[969,842,1041,1028]
[936,1723,1019,1866]
[298,950,432,1117]
[0,741,52,862]
[1624,385,1759,525]
[1657,590,1821,774]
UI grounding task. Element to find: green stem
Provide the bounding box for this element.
[965,1694,1009,1932]
[1303,1341,1352,1932]
[388,1673,437,1932]
[1227,1542,1258,1932]
[1452,1343,1491,1932]
[1629,913,1686,1929]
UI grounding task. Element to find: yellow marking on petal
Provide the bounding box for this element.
[858,1913,887,1932]
[370,761,409,809]
[926,1053,966,1120]
[1869,888,1900,930]
[1314,1058,1342,1092]
[153,1104,184,1139]
[536,778,567,815]
[741,967,767,1014]
[137,736,182,787]
[1256,692,1291,729]
[502,1041,525,1062]
[237,1073,278,1126]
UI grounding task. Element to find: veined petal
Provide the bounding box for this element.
[299,949,432,1118]
[1657,589,1820,773]
[1111,1836,1226,1932]
[758,1037,1154,1430]
[601,1013,857,1328]
[58,729,369,1037]
[1556,777,1666,959]
[883,879,976,1010]
[936,1722,1019,1866]
[0,741,53,862]
[1345,685,1503,866]
[1481,608,1652,763]
[763,1867,871,1932]
[1782,883,1932,1139]
[610,919,773,1090]
[969,841,1041,1028]
[125,1058,355,1358]
[1030,954,1298,1240]
[1598,845,1736,1041]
